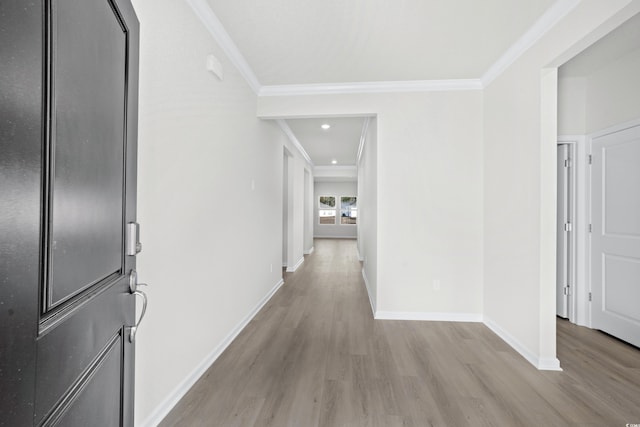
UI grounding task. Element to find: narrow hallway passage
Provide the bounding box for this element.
[160,239,640,427]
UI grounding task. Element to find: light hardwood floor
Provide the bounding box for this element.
[160,239,640,427]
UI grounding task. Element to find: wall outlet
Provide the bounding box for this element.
[270,263,273,273]
[433,279,441,291]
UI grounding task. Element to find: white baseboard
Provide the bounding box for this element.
[286,256,304,272]
[303,246,314,255]
[361,269,376,315]
[375,311,483,322]
[138,278,285,427]
[356,248,364,262]
[483,316,562,371]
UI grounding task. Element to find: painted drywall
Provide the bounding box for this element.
[358,118,378,311]
[483,0,640,369]
[558,76,587,135]
[131,0,310,424]
[314,181,358,238]
[258,90,484,318]
[586,47,640,133]
[559,47,640,136]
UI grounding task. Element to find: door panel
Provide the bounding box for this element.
[35,287,129,424]
[56,341,122,427]
[603,254,640,322]
[592,125,640,348]
[49,0,127,307]
[39,332,123,426]
[603,141,640,236]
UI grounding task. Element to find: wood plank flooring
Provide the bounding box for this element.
[160,239,640,427]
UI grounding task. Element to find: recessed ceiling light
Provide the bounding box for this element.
[321,124,331,130]
[331,159,337,164]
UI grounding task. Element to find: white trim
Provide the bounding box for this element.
[259,79,482,96]
[138,278,285,427]
[483,317,562,371]
[184,0,261,94]
[481,0,581,87]
[276,119,314,165]
[357,118,370,166]
[286,256,304,272]
[361,269,376,316]
[556,140,578,324]
[558,135,590,327]
[356,248,364,262]
[303,246,314,255]
[375,311,483,322]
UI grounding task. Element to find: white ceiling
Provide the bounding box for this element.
[204,0,561,172]
[206,0,557,85]
[560,12,640,78]
[286,117,365,166]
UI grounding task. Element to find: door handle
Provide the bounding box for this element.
[128,269,148,343]
[129,290,147,343]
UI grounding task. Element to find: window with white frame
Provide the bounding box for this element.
[318,196,336,224]
[340,196,357,225]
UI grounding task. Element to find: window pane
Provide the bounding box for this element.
[341,196,356,208]
[319,196,336,208]
[340,196,357,225]
[319,209,336,224]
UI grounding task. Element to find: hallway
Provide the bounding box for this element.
[161,239,640,427]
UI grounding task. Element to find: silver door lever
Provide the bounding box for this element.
[129,290,147,343]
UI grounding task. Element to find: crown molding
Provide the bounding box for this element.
[357,117,370,166]
[481,0,581,87]
[259,79,483,97]
[275,119,314,165]
[188,0,579,96]
[185,0,261,94]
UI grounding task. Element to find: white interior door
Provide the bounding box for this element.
[557,144,571,318]
[591,125,640,347]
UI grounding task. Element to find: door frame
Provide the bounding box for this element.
[556,143,573,320]
[557,136,588,326]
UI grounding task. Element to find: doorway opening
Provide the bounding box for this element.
[555,10,640,354]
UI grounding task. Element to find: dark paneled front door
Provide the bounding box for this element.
[0,0,140,425]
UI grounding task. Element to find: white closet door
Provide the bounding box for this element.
[591,125,640,347]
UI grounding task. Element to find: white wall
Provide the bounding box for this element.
[559,47,640,135]
[314,181,358,238]
[258,91,484,318]
[483,0,640,369]
[358,118,378,311]
[586,47,640,133]
[131,0,308,424]
[558,76,587,135]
